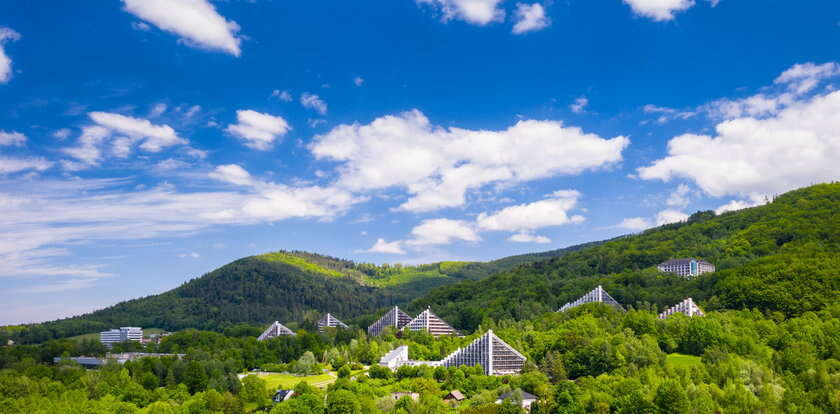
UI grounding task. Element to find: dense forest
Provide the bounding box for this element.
[411,183,840,329]
[3,243,592,344]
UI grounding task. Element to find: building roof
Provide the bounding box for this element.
[440,329,527,376]
[367,306,413,336]
[407,307,458,336]
[558,285,625,312]
[446,390,466,401]
[659,297,705,319]
[658,258,713,266]
[273,389,294,402]
[380,345,409,365]
[258,321,296,341]
[498,390,538,401]
[317,313,349,331]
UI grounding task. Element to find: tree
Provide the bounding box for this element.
[326,389,361,414]
[336,365,351,379]
[654,381,689,414]
[240,375,268,406]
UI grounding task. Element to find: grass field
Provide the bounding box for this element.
[666,353,702,369]
[249,372,337,390]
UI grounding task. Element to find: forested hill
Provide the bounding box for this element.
[412,182,840,331]
[8,242,596,344]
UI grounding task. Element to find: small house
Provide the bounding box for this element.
[273,389,294,403]
[496,390,538,410]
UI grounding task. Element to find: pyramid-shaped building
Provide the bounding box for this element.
[367,306,413,336]
[658,298,705,319]
[317,313,349,331]
[558,285,625,312]
[440,330,526,376]
[407,307,458,336]
[258,321,296,341]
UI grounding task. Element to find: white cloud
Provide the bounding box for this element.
[178,252,200,259]
[209,164,254,186]
[417,0,506,25]
[714,199,761,215]
[0,157,53,175]
[149,103,168,118]
[616,217,653,231]
[642,104,696,123]
[639,89,840,202]
[122,0,243,56]
[354,77,365,86]
[225,110,291,151]
[91,111,186,152]
[512,3,550,34]
[477,190,584,233]
[0,131,26,146]
[508,232,551,243]
[53,129,72,140]
[311,109,628,212]
[364,238,406,254]
[569,96,588,114]
[272,90,293,102]
[407,218,481,246]
[301,93,328,115]
[656,209,689,225]
[131,21,151,31]
[666,184,691,208]
[622,0,695,21]
[0,27,21,84]
[775,62,840,95]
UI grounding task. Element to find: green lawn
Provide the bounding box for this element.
[252,372,337,390]
[666,353,702,369]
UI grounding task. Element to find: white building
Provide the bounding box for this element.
[496,390,538,410]
[407,307,459,336]
[379,345,411,370]
[659,298,705,319]
[317,313,349,331]
[558,286,624,312]
[258,321,296,341]
[367,306,413,337]
[657,258,715,277]
[99,327,143,348]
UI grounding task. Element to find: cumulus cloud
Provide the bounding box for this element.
[715,199,762,215]
[508,232,551,243]
[0,157,53,175]
[639,89,840,202]
[407,218,481,245]
[656,209,689,225]
[0,131,26,146]
[477,190,584,234]
[0,27,21,84]
[622,0,695,21]
[225,110,291,151]
[209,164,254,186]
[774,62,840,95]
[569,97,588,114]
[122,0,243,56]
[616,217,653,231]
[364,238,406,254]
[417,0,506,25]
[301,93,328,115]
[62,113,187,169]
[512,3,550,34]
[311,109,628,212]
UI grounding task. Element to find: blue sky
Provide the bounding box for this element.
[1,0,839,325]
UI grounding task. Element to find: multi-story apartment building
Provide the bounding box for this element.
[659,298,706,319]
[406,307,459,336]
[657,258,715,277]
[558,285,625,312]
[99,327,143,348]
[367,306,413,337]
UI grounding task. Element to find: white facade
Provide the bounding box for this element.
[407,307,459,336]
[558,285,625,312]
[657,258,715,277]
[368,306,413,336]
[379,345,411,370]
[659,298,705,319]
[99,327,143,348]
[257,321,296,341]
[317,313,349,331]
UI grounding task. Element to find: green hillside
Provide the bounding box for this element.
[8,242,592,344]
[410,182,840,329]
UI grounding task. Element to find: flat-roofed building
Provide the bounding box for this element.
[258,321,296,341]
[407,307,458,336]
[317,313,349,331]
[558,285,624,312]
[380,345,410,370]
[100,327,143,348]
[657,258,715,277]
[659,298,705,319]
[368,306,413,337]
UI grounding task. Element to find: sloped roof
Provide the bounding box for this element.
[499,390,538,401]
[368,306,413,336]
[258,321,296,341]
[407,307,458,336]
[317,313,349,330]
[558,285,625,312]
[446,390,466,400]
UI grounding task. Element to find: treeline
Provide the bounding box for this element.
[413,183,840,327]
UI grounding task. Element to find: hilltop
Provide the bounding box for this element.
[411,182,840,330]
[9,243,594,343]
